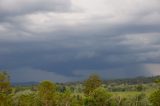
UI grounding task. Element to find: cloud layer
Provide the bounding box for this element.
[0,0,160,82]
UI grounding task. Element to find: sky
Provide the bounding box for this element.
[0,0,160,82]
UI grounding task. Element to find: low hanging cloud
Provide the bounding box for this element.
[0,0,160,82]
[10,68,76,83]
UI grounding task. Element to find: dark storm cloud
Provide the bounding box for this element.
[0,0,160,82]
[1,29,160,81]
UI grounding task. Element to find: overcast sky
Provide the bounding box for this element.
[0,0,160,82]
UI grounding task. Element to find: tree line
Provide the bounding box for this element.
[0,71,160,106]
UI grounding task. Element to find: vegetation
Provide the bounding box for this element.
[149,89,160,106]
[83,74,102,96]
[0,71,160,106]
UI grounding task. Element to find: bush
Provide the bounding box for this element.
[149,89,160,106]
[84,87,112,106]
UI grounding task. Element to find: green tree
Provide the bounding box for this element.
[0,71,13,106]
[0,71,11,94]
[84,74,102,96]
[84,87,112,106]
[38,81,57,106]
[149,89,160,106]
[56,90,72,106]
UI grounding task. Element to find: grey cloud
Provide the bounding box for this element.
[0,0,160,82]
[10,68,77,82]
[0,0,72,17]
[1,32,160,79]
[73,65,150,80]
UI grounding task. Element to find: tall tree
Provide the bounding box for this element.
[0,71,12,106]
[38,81,57,106]
[83,74,102,96]
[0,71,11,93]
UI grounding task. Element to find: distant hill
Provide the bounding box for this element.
[11,75,160,86]
[65,75,160,86]
[103,75,160,85]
